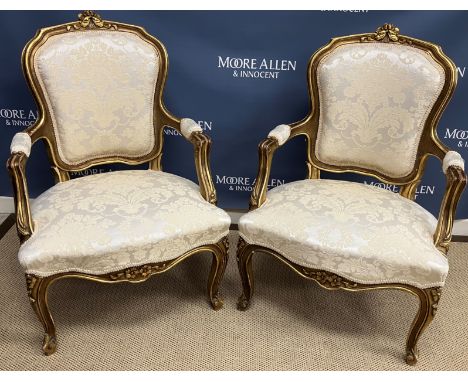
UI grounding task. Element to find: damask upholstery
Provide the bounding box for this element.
[239,179,447,289]
[19,170,231,276]
[34,31,159,165]
[268,124,291,146]
[10,132,32,157]
[443,151,465,173]
[316,43,445,177]
[181,118,203,139]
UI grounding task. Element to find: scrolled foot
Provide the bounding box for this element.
[405,348,418,366]
[42,334,57,356]
[237,294,250,311]
[210,294,224,311]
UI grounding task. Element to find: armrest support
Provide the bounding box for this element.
[162,113,217,204]
[433,151,467,254]
[188,130,217,204]
[250,124,292,209]
[6,132,34,242]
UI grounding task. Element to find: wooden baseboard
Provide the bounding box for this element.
[0,214,15,240]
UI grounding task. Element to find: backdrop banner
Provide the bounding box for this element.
[0,10,467,223]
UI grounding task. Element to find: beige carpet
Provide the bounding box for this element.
[1,226,468,371]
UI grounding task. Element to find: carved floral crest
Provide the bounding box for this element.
[78,10,105,28]
[361,23,412,45]
[375,23,400,42]
[66,10,118,31]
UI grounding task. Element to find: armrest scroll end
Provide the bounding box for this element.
[181,118,203,140]
[267,124,291,146]
[442,151,465,174]
[10,132,32,157]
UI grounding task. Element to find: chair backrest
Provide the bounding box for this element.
[305,24,457,185]
[22,11,169,176]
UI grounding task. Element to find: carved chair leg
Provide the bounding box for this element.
[405,286,441,365]
[207,236,229,310]
[26,274,57,355]
[236,237,256,311]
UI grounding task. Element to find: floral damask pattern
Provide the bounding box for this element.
[35,30,159,165]
[19,170,231,276]
[239,179,448,288]
[316,42,445,177]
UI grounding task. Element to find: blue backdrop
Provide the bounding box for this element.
[0,10,467,219]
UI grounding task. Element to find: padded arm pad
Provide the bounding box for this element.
[10,132,32,157]
[180,118,203,139]
[443,151,465,173]
[267,124,291,146]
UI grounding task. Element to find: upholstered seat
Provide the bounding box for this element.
[239,179,446,289]
[19,170,230,276]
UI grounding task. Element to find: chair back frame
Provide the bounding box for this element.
[292,24,457,191]
[21,11,175,182]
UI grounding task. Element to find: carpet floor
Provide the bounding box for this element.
[1,226,467,370]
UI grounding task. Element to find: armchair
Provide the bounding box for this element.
[236,24,466,365]
[7,11,230,355]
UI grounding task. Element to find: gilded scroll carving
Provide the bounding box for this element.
[66,11,118,31]
[301,268,359,289]
[108,263,170,281]
[361,23,412,45]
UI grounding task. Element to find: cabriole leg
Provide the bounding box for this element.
[405,287,441,365]
[26,274,57,355]
[207,236,229,310]
[236,237,256,311]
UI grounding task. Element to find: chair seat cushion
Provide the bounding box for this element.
[19,170,230,276]
[239,179,448,289]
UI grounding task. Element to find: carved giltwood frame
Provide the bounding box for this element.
[239,24,466,365]
[6,11,225,355]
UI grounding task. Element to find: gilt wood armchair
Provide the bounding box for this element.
[236,24,466,365]
[7,11,230,355]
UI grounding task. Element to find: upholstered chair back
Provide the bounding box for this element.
[315,42,444,178]
[33,30,159,166]
[22,12,170,175]
[306,25,457,184]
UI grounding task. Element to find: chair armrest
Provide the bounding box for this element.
[6,132,34,242]
[433,151,467,254]
[188,129,217,204]
[180,118,203,140]
[163,114,217,204]
[267,124,291,146]
[250,124,293,209]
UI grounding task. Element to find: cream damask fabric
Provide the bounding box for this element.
[10,132,32,157]
[268,124,291,146]
[180,118,203,139]
[239,179,448,288]
[34,30,159,165]
[19,170,231,276]
[443,151,465,173]
[316,42,445,178]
